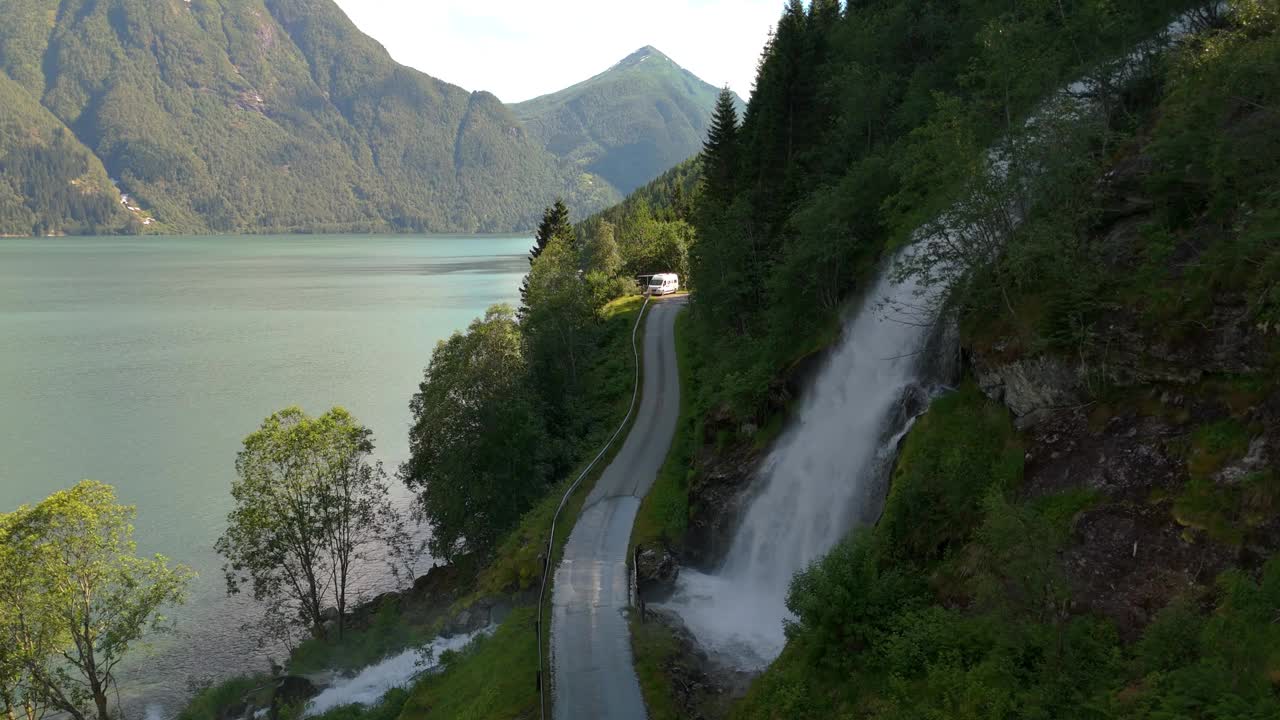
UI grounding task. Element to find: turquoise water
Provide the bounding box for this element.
[0,234,531,712]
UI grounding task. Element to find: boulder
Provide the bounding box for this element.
[636,547,680,598]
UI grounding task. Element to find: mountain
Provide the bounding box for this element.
[0,0,616,236]
[512,46,743,198]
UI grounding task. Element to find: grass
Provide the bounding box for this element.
[177,675,274,720]
[1031,488,1103,534]
[627,611,684,720]
[397,608,539,720]
[1185,419,1252,480]
[313,688,411,720]
[1174,468,1280,547]
[289,597,440,676]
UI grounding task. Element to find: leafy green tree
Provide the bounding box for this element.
[523,232,598,396]
[216,407,397,642]
[578,218,623,279]
[0,511,50,720]
[0,482,191,720]
[520,200,574,310]
[401,305,550,561]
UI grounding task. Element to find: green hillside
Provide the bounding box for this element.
[512,47,741,198]
[0,0,617,236]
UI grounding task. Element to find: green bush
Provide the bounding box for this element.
[879,384,1023,564]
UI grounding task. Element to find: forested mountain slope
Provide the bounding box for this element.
[512,47,740,198]
[0,0,615,235]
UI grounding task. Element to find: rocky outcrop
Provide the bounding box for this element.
[974,354,1083,425]
[441,596,515,636]
[684,443,760,569]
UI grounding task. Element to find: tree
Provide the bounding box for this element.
[519,200,573,311]
[216,407,398,642]
[0,482,191,720]
[578,218,623,279]
[522,233,597,395]
[401,305,550,560]
[0,510,49,720]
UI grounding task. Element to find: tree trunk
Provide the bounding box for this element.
[91,679,110,720]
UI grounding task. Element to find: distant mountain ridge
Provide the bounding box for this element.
[512,46,744,197]
[0,0,728,237]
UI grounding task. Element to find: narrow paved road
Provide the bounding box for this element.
[551,296,685,720]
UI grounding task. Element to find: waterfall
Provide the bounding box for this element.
[661,9,1205,671]
[661,263,945,668]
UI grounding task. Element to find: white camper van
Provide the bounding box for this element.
[647,273,679,296]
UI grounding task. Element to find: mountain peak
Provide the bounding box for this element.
[615,45,673,70]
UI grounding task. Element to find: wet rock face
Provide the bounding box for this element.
[684,444,760,570]
[974,354,1083,425]
[636,547,680,599]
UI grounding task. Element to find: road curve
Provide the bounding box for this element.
[551,296,685,720]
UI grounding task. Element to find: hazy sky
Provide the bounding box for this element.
[331,0,782,103]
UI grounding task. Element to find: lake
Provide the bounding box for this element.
[0,234,532,715]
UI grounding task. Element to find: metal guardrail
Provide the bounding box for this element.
[535,293,652,720]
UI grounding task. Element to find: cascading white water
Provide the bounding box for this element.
[303,627,492,716]
[662,9,1206,671]
[661,266,943,668]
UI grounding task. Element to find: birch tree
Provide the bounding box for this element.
[0,482,191,720]
[216,407,398,642]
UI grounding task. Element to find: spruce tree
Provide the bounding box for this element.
[702,87,741,208]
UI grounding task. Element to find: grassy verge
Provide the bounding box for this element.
[397,608,539,720]
[177,676,274,720]
[289,594,447,675]
[627,611,684,720]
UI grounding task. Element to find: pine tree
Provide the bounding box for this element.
[702,87,741,208]
[529,199,571,265]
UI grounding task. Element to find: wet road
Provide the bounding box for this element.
[550,296,684,720]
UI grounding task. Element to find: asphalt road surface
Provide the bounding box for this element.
[551,296,685,720]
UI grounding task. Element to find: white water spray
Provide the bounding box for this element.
[662,10,1206,671]
[303,628,492,716]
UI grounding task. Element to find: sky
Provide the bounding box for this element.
[331,0,782,103]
